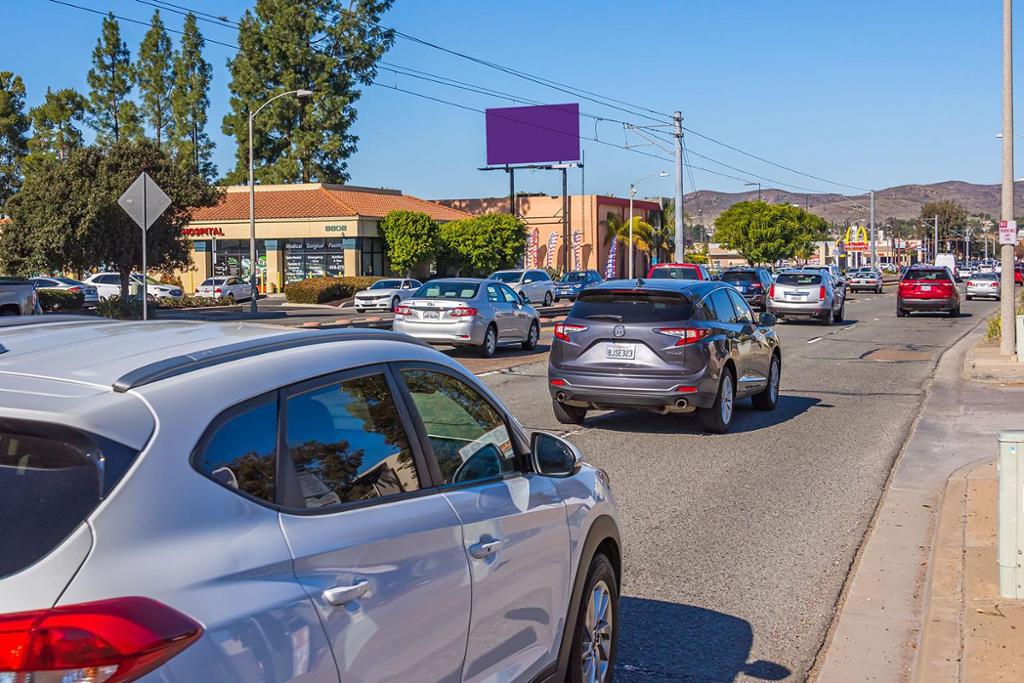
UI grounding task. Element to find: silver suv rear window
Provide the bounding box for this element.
[571,290,693,323]
[0,420,137,578]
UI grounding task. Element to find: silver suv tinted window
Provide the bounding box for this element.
[285,373,419,509]
[196,398,277,504]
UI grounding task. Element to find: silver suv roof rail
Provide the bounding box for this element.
[112,328,426,393]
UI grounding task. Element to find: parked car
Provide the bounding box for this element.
[646,262,712,280]
[719,267,774,311]
[393,278,540,357]
[547,279,781,433]
[195,276,252,302]
[0,276,40,316]
[84,272,184,300]
[897,266,960,317]
[29,276,99,307]
[554,269,603,302]
[966,272,1000,300]
[847,268,883,294]
[489,269,555,307]
[768,270,846,325]
[1016,265,1023,286]
[0,321,622,683]
[352,278,422,312]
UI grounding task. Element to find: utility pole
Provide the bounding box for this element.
[673,111,685,262]
[933,215,939,262]
[1002,0,1017,356]
[869,190,877,270]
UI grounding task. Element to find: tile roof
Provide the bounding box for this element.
[191,185,470,222]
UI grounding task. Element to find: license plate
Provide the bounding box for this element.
[605,344,636,360]
[786,291,804,298]
[421,311,439,319]
[921,285,931,292]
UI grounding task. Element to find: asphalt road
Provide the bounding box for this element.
[474,288,998,681]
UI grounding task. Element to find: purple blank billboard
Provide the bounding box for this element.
[485,103,580,165]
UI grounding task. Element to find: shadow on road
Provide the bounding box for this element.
[779,318,859,327]
[585,395,821,435]
[445,343,551,360]
[616,597,791,681]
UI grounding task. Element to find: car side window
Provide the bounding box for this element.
[710,288,737,323]
[285,373,420,509]
[534,270,550,281]
[486,283,503,303]
[196,397,277,504]
[727,289,755,324]
[499,285,520,304]
[399,368,517,485]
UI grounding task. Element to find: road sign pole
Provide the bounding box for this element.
[142,178,148,321]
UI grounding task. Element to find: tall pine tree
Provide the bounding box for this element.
[170,13,214,179]
[137,10,174,148]
[222,0,394,184]
[86,13,139,145]
[25,88,88,172]
[0,71,30,210]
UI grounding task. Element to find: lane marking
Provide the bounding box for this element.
[807,336,823,344]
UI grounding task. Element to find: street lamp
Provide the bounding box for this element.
[745,181,762,201]
[628,171,669,279]
[248,88,315,313]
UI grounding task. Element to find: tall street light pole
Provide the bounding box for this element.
[1002,0,1017,355]
[248,88,314,313]
[628,171,669,279]
[673,112,685,263]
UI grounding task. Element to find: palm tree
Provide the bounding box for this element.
[604,214,654,253]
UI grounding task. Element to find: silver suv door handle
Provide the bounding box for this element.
[469,539,502,559]
[323,580,370,606]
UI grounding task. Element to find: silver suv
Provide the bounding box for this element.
[0,321,621,683]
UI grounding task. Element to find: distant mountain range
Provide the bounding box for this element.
[682,181,1024,226]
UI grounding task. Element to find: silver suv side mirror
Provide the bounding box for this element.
[531,432,581,477]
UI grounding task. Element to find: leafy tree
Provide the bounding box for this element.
[1,139,220,299]
[713,201,827,265]
[604,214,654,253]
[439,214,526,276]
[25,88,88,172]
[170,13,215,178]
[0,71,30,210]
[87,13,139,145]
[378,210,438,275]
[137,10,174,148]
[222,0,395,184]
[920,200,968,242]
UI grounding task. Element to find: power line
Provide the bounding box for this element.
[47,0,238,48]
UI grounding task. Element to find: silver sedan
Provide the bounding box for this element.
[392,278,541,357]
[965,272,1001,300]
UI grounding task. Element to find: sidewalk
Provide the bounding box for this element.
[811,319,1024,681]
[914,460,1024,681]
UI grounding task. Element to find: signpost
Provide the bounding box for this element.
[118,172,171,321]
[999,219,1018,245]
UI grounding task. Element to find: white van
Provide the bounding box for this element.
[935,253,959,281]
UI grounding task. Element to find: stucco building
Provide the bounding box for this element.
[438,193,663,278]
[178,183,468,293]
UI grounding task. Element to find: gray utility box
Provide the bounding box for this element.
[998,431,1024,599]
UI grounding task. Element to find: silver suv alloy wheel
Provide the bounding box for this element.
[581,580,613,683]
[720,373,734,425]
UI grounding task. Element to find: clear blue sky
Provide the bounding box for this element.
[1,0,1020,202]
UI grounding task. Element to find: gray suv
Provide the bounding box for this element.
[548,279,782,433]
[0,320,621,683]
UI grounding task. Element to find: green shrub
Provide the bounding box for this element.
[986,315,1001,342]
[284,276,381,304]
[96,295,143,320]
[37,288,84,312]
[158,294,234,309]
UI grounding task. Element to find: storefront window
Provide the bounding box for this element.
[213,240,266,281]
[285,237,355,283]
[361,237,384,276]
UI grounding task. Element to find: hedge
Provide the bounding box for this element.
[38,289,85,312]
[158,294,235,309]
[284,276,381,304]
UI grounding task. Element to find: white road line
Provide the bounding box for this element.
[807,336,823,344]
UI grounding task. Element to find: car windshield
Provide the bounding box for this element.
[649,266,698,280]
[720,271,757,283]
[54,277,84,286]
[561,272,589,283]
[130,274,163,285]
[413,282,480,299]
[490,272,522,283]
[200,278,224,286]
[369,279,403,290]
[572,290,692,323]
[905,268,951,282]
[776,273,822,285]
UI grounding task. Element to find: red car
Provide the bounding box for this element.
[897,266,960,317]
[646,263,712,280]
[1015,265,1023,285]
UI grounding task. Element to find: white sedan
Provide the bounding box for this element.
[84,273,184,300]
[196,276,253,302]
[353,278,422,312]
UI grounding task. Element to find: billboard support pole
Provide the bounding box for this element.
[507,166,515,216]
[562,166,569,273]
[673,111,685,262]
